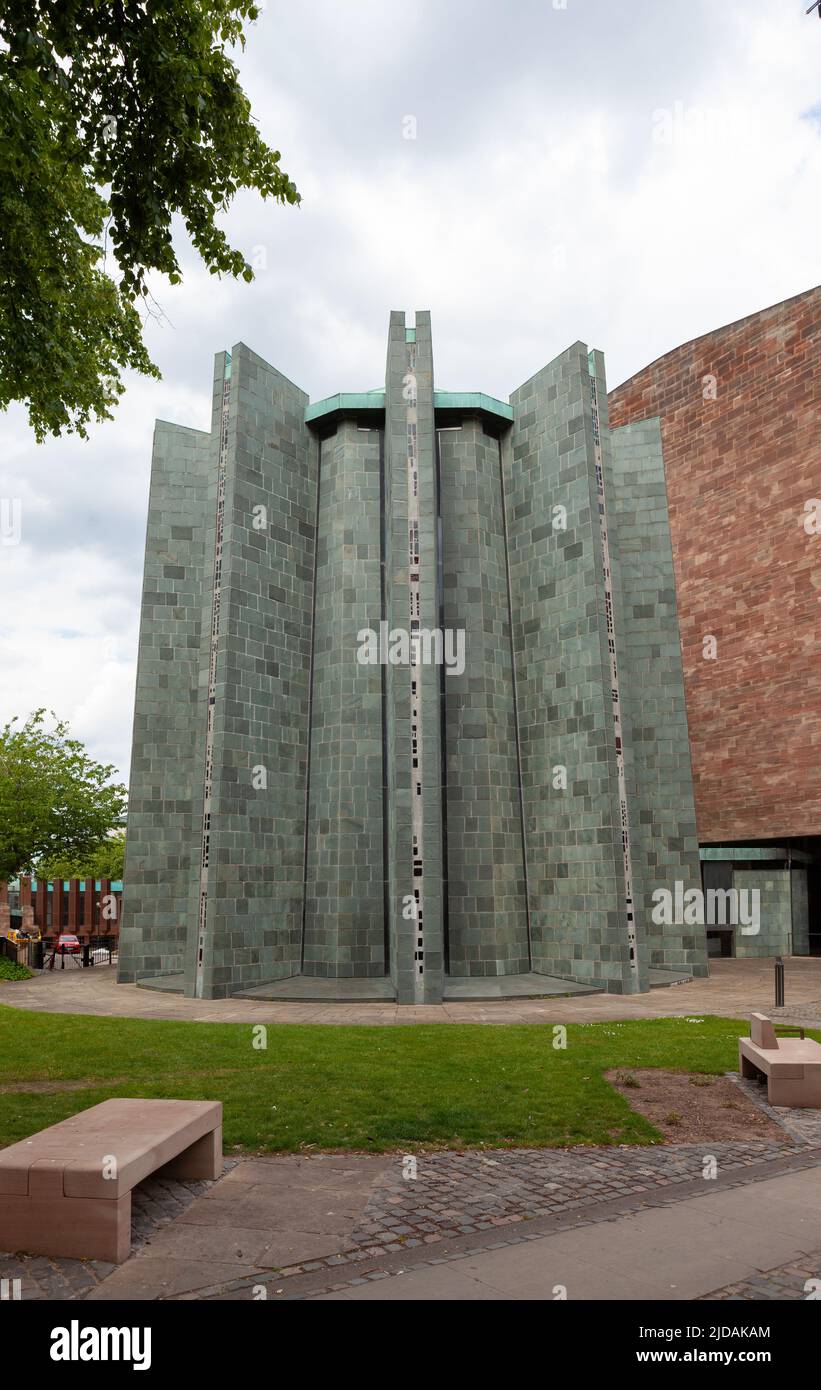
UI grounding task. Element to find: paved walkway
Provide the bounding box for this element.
[307,1167,821,1302]
[80,1137,798,1300]
[3,956,821,1026]
[5,1127,821,1302]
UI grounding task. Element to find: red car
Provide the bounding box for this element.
[57,933,81,954]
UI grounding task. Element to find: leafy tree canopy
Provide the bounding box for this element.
[0,710,127,882]
[0,1,299,440]
[36,829,126,882]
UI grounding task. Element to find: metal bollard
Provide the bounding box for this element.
[774,955,785,1008]
[82,943,91,969]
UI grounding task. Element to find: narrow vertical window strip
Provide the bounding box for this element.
[589,369,639,983]
[196,355,231,997]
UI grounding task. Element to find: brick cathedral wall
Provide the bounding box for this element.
[608,287,821,843]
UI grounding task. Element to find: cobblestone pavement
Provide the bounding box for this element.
[730,1072,821,1145]
[337,1140,800,1265]
[700,1252,821,1300]
[0,1163,239,1301]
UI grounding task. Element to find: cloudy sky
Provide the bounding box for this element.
[1,0,819,787]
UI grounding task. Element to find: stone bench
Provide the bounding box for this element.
[0,1098,222,1263]
[739,1012,821,1108]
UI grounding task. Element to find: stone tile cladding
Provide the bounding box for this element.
[439,420,529,975]
[609,415,706,976]
[192,345,314,997]
[303,422,385,977]
[119,419,212,983]
[506,344,635,991]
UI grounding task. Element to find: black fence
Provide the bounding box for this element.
[1,934,117,971]
[0,936,18,965]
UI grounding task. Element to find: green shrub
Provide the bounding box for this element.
[0,957,33,982]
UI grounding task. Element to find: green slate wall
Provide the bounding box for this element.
[506,343,633,992]
[733,869,792,957]
[303,422,385,977]
[609,415,708,979]
[120,419,212,984]
[190,344,314,997]
[438,420,529,976]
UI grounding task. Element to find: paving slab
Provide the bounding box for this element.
[176,1193,354,1233]
[442,973,598,1000]
[135,1223,276,1266]
[233,977,396,1003]
[86,1255,261,1301]
[316,1263,524,1301]
[90,1150,395,1294]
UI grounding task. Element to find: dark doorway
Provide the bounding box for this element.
[702,861,735,957]
[808,865,821,957]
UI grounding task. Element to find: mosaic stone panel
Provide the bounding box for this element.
[506,343,633,992]
[119,420,212,983]
[303,423,385,977]
[609,415,707,978]
[188,345,314,998]
[439,421,529,976]
[733,869,792,958]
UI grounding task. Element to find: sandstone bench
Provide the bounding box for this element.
[739,1012,821,1108]
[0,1098,221,1263]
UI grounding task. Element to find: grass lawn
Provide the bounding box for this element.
[0,1005,807,1153]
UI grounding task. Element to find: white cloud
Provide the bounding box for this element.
[1,0,818,784]
[0,543,139,777]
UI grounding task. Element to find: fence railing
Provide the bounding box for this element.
[44,936,118,970]
[1,931,118,971]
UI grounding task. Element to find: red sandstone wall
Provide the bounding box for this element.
[609,287,821,844]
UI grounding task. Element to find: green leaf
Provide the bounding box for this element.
[0,1,300,440]
[0,711,127,882]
